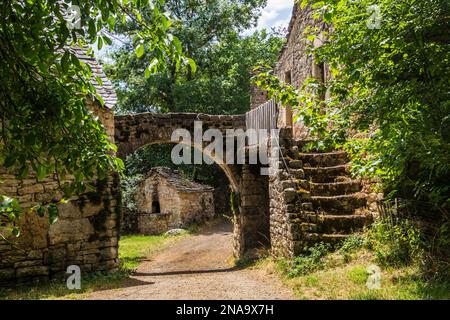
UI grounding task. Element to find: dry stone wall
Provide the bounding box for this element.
[122,167,215,236]
[234,164,270,257]
[0,102,120,285]
[268,128,298,256]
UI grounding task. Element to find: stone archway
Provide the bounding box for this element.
[115,112,271,258]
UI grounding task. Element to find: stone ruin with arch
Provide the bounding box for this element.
[0,4,382,284]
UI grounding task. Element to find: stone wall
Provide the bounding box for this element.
[250,82,268,110]
[129,167,215,234]
[234,164,271,257]
[273,4,327,139]
[0,101,120,285]
[136,213,172,235]
[268,128,298,256]
[135,177,180,226]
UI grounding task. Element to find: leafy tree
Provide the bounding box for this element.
[0,0,187,234]
[256,0,449,206]
[106,0,285,114]
[106,1,285,217]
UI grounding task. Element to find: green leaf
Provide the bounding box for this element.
[95,76,103,86]
[48,204,59,224]
[61,51,70,72]
[18,165,29,179]
[103,35,112,46]
[97,37,103,50]
[145,65,151,78]
[88,19,97,38]
[172,36,182,54]
[135,43,145,58]
[145,58,159,78]
[36,205,46,217]
[187,58,197,74]
[36,165,46,181]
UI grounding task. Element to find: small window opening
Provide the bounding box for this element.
[151,201,160,213]
[285,70,292,85]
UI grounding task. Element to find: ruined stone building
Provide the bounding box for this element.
[123,167,215,235]
[251,4,331,139]
[1,3,383,285]
[250,3,380,256]
[0,48,121,284]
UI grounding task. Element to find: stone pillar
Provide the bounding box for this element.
[234,164,270,258]
[268,128,298,257]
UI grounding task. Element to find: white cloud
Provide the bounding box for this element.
[245,0,294,35]
[265,0,295,12]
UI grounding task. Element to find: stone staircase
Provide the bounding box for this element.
[285,147,373,252]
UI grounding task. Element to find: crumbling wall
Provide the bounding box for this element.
[0,101,120,285]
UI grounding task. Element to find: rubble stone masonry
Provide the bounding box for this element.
[0,101,120,285]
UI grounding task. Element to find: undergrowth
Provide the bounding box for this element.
[274,218,450,300]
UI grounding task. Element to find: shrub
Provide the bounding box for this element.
[286,242,332,277]
[121,174,144,213]
[367,220,423,267]
[347,266,369,285]
[338,234,365,262]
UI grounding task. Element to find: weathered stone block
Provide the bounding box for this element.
[18,184,44,195]
[283,188,297,203]
[291,169,305,179]
[289,160,303,169]
[16,266,48,278]
[0,268,15,280]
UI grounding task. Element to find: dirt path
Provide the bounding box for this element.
[87,221,294,300]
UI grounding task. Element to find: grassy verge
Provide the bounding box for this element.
[255,221,450,300]
[257,250,449,300]
[0,232,187,300]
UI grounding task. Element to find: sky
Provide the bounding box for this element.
[251,0,294,33]
[97,0,295,58]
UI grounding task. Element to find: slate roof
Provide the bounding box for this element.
[144,167,214,193]
[72,47,117,109]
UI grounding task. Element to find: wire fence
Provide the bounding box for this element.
[377,198,449,236]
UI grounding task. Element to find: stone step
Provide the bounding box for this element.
[294,233,350,254]
[297,233,349,252]
[303,233,349,245]
[304,165,350,183]
[310,180,362,196]
[298,151,348,167]
[303,213,372,234]
[311,194,367,214]
[288,160,303,169]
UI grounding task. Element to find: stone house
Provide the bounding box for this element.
[251,3,329,139]
[0,48,120,285]
[250,4,380,257]
[123,167,215,235]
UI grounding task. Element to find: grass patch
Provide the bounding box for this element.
[261,244,450,300]
[347,266,369,285]
[259,249,449,300]
[0,232,186,300]
[259,219,450,300]
[0,270,131,300]
[119,233,186,270]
